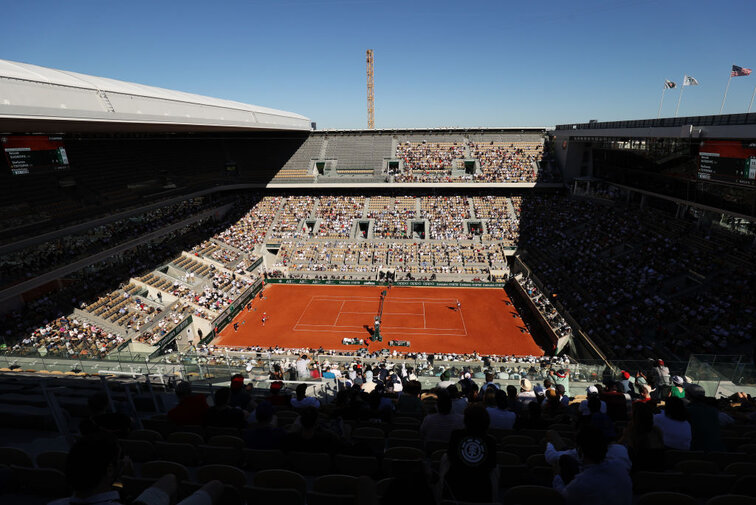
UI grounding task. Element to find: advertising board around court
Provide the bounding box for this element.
[264,278,505,289]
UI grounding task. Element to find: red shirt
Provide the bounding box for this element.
[168,394,209,425]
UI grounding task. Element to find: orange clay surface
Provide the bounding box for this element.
[214,284,543,356]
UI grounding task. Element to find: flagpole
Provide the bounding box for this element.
[658,86,667,118]
[749,86,756,113]
[675,77,685,117]
[720,73,733,114]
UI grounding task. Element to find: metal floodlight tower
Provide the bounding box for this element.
[366,49,375,129]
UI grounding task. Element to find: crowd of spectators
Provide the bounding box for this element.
[214,196,281,251]
[317,196,365,238]
[517,194,755,361]
[0,198,213,288]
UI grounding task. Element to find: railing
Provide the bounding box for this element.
[265,278,505,288]
[555,113,756,131]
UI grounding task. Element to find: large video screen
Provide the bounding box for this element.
[2,135,70,175]
[698,140,756,187]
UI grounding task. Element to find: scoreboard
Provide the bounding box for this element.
[698,140,756,187]
[2,135,70,175]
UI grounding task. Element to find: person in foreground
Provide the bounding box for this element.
[49,432,224,505]
[552,425,632,505]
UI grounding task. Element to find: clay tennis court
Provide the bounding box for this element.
[214,284,543,355]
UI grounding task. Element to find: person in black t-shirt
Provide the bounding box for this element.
[443,404,498,502]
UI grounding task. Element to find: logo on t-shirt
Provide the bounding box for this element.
[459,436,487,466]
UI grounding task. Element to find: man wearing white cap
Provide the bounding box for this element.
[579,386,607,416]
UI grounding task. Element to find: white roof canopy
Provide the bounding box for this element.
[0,59,311,131]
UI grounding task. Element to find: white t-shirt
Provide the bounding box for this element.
[653,413,691,450]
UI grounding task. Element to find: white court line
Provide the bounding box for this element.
[294,297,316,327]
[422,302,427,329]
[292,326,467,335]
[333,300,346,326]
[459,307,469,336]
[311,295,460,303]
[338,311,424,316]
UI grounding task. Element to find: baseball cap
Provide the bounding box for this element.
[587,385,599,395]
[621,371,630,380]
[671,375,684,386]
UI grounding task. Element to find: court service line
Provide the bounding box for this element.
[294,297,316,327]
[331,300,346,326]
[291,326,467,336]
[294,321,462,331]
[422,302,427,329]
[311,295,460,304]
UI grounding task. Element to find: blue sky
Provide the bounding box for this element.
[2,0,755,129]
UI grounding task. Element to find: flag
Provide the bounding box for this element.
[664,80,676,89]
[731,65,752,77]
[683,75,699,86]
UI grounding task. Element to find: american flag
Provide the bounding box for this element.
[731,65,752,77]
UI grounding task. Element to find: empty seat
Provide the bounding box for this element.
[196,464,247,487]
[0,447,34,467]
[141,461,189,482]
[501,485,565,505]
[36,451,68,472]
[636,492,698,505]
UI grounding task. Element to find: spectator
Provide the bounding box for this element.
[295,354,310,379]
[204,388,246,429]
[443,405,498,502]
[290,383,321,409]
[517,378,537,406]
[653,396,691,450]
[486,388,516,430]
[669,376,686,399]
[167,381,209,426]
[420,390,463,448]
[229,374,251,410]
[244,401,285,450]
[552,425,632,505]
[579,386,607,416]
[686,384,725,452]
[284,407,342,454]
[618,401,665,472]
[397,380,424,415]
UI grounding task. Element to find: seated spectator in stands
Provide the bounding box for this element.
[229,374,251,410]
[443,405,499,503]
[479,372,498,395]
[244,401,285,450]
[79,392,132,438]
[555,384,570,408]
[266,381,290,407]
[506,384,522,415]
[486,388,516,430]
[579,386,607,416]
[618,401,665,472]
[421,390,463,447]
[448,384,468,416]
[669,375,686,399]
[516,400,551,430]
[397,380,424,415]
[365,385,394,423]
[600,382,629,421]
[542,389,570,423]
[204,387,246,429]
[653,396,691,450]
[437,370,455,389]
[580,396,617,443]
[634,384,654,405]
[284,406,342,454]
[552,425,632,505]
[269,363,284,381]
[686,384,725,451]
[517,378,537,406]
[168,381,209,426]
[291,383,321,409]
[617,371,634,394]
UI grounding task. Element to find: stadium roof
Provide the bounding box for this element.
[0,59,311,133]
